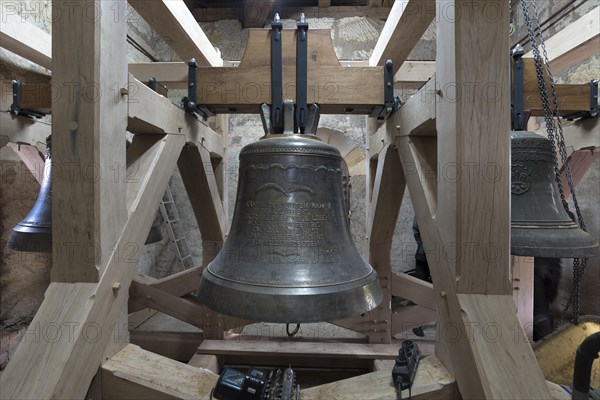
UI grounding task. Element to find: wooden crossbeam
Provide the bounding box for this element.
[391,271,435,311]
[525,7,599,63]
[369,0,436,73]
[0,11,52,69]
[0,112,50,148]
[366,144,405,343]
[127,75,225,157]
[242,0,273,28]
[128,0,222,67]
[190,5,392,22]
[0,134,185,399]
[6,142,45,184]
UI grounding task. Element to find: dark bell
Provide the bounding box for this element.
[199,134,383,323]
[144,221,163,245]
[511,131,599,258]
[7,139,52,253]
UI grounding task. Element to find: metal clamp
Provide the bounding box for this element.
[183,58,215,120]
[370,60,401,120]
[271,13,284,133]
[512,44,531,131]
[9,80,46,119]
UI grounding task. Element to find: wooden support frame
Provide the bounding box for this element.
[0,11,52,70]
[2,0,582,397]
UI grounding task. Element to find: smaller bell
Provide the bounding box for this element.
[144,221,163,245]
[7,137,52,253]
[511,131,599,258]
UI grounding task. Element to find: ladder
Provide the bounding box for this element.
[159,184,195,271]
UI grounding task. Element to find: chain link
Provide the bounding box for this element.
[518,0,588,325]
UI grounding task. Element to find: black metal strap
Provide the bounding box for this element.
[9,80,45,119]
[184,58,215,119]
[271,14,283,133]
[511,45,530,130]
[295,14,308,133]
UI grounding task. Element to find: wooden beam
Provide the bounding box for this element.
[525,7,599,63]
[369,0,435,73]
[178,142,227,243]
[151,265,203,297]
[243,0,272,28]
[101,344,218,399]
[6,142,45,184]
[190,6,392,22]
[558,147,600,199]
[12,82,52,113]
[391,304,437,334]
[391,271,436,311]
[128,279,203,327]
[0,112,50,148]
[0,11,52,69]
[188,354,220,374]
[395,60,435,84]
[521,58,596,117]
[0,134,185,399]
[369,76,436,156]
[429,1,550,398]
[129,331,203,362]
[367,144,405,343]
[197,340,400,360]
[301,355,456,400]
[127,75,224,157]
[128,0,222,67]
[51,0,128,282]
[512,256,535,341]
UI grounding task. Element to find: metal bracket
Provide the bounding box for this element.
[511,44,531,131]
[271,14,284,134]
[148,77,169,97]
[183,58,215,120]
[370,60,401,120]
[295,13,308,134]
[9,80,46,119]
[564,79,599,120]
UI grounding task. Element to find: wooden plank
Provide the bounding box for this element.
[128,0,222,67]
[128,309,159,329]
[301,354,456,400]
[178,142,227,242]
[391,271,436,311]
[129,331,203,362]
[197,340,400,360]
[51,0,128,282]
[369,0,436,73]
[0,134,185,399]
[6,142,45,184]
[0,112,50,148]
[127,75,224,157]
[0,11,52,69]
[101,344,218,399]
[558,148,600,199]
[128,279,203,327]
[525,7,599,63]
[552,35,600,73]
[367,144,405,343]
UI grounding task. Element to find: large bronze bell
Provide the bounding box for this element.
[7,137,52,252]
[199,134,383,323]
[511,131,599,257]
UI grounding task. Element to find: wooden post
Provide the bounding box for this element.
[51,0,128,282]
[367,144,405,343]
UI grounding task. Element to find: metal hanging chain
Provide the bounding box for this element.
[518,0,588,324]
